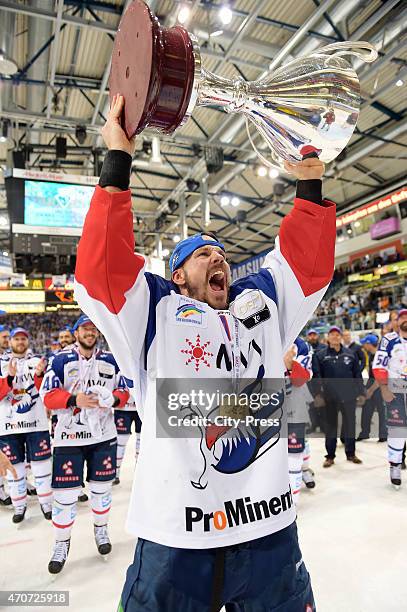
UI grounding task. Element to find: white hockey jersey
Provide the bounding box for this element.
[74,185,335,549]
[40,346,128,447]
[373,331,407,392]
[0,351,48,436]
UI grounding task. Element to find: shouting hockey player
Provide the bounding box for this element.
[74,95,335,611]
[40,315,129,574]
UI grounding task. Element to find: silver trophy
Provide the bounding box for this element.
[110,1,378,168]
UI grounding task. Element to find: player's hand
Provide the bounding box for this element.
[284,345,296,372]
[7,359,17,378]
[284,158,325,180]
[88,386,115,408]
[75,392,100,409]
[0,450,17,478]
[101,94,136,156]
[356,395,366,406]
[381,387,395,403]
[35,357,47,377]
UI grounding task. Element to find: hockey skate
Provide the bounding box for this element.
[41,502,52,520]
[390,463,401,490]
[12,505,27,524]
[94,524,112,555]
[302,468,316,489]
[113,477,120,486]
[48,539,71,574]
[0,484,11,506]
[78,491,89,502]
[26,482,37,496]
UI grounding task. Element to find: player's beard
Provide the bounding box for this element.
[12,345,27,356]
[400,321,407,333]
[184,270,230,310]
[78,337,97,351]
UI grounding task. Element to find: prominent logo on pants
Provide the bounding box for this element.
[62,461,73,475]
[185,489,293,533]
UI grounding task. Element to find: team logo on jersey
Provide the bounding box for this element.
[175,365,284,490]
[173,297,208,327]
[180,335,213,372]
[62,461,73,475]
[67,368,79,378]
[39,439,48,450]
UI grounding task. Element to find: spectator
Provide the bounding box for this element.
[312,326,365,467]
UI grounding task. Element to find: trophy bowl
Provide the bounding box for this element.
[109,0,378,167]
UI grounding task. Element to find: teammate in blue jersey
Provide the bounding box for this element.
[40,315,129,574]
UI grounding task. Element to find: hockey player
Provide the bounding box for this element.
[50,326,88,503]
[74,95,335,611]
[114,396,141,485]
[373,309,407,489]
[0,328,51,523]
[0,324,11,506]
[0,325,10,353]
[285,338,315,504]
[40,314,129,574]
[58,326,74,349]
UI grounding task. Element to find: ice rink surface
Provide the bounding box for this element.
[1,437,405,612]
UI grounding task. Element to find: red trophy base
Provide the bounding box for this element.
[109,0,196,138]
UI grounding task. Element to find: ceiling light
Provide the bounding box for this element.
[219,5,233,26]
[210,30,224,37]
[178,5,190,24]
[0,52,18,76]
[231,196,240,207]
[256,165,267,178]
[220,195,230,207]
[161,248,170,257]
[395,66,407,87]
[2,251,8,257]
[173,234,181,243]
[268,168,279,179]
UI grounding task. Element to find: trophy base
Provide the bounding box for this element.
[109,0,197,138]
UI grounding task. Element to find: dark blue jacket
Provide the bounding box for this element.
[312,345,365,402]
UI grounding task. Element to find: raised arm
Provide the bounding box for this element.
[74,96,169,396]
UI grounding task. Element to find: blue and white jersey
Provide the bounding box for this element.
[40,347,127,447]
[74,185,336,549]
[285,338,313,424]
[373,331,407,392]
[0,351,48,436]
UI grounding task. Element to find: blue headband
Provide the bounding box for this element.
[169,234,225,273]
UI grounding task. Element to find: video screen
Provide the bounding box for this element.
[24,180,94,228]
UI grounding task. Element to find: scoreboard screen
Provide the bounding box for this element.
[24,180,94,228]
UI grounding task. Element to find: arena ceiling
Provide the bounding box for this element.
[0,0,406,264]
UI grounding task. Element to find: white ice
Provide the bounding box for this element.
[1,437,405,611]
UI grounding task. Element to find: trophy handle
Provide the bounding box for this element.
[313,41,378,63]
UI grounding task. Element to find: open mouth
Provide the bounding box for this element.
[208,270,226,293]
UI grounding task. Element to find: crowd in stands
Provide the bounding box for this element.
[0,311,108,354]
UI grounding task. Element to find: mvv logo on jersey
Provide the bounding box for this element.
[173,297,208,328]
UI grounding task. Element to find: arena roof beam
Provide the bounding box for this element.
[46,0,65,119]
